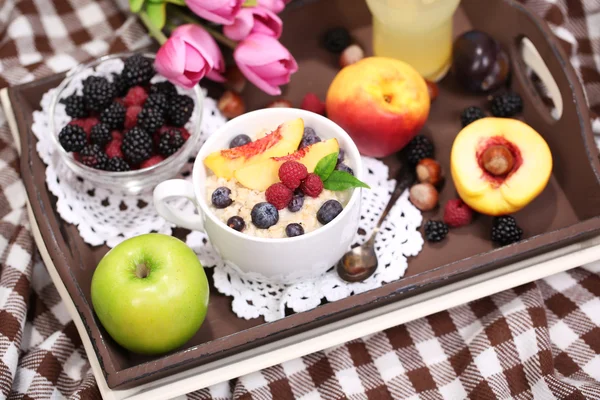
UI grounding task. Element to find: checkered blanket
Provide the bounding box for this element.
[0,0,599,399]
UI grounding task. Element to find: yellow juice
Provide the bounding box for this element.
[366,0,461,81]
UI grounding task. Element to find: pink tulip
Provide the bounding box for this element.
[185,0,243,25]
[258,0,289,13]
[155,24,225,89]
[234,34,298,96]
[223,7,282,41]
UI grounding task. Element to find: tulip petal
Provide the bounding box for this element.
[223,8,254,41]
[173,24,224,74]
[155,36,186,80]
[236,62,281,95]
[185,0,243,24]
[234,34,291,66]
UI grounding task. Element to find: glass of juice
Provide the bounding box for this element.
[365,0,461,81]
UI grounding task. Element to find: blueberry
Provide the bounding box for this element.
[335,162,354,175]
[211,187,233,208]
[299,127,321,148]
[337,148,345,163]
[286,223,304,237]
[288,195,304,212]
[317,200,343,225]
[227,216,245,231]
[229,134,252,148]
[251,202,279,229]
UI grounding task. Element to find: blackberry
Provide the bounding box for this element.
[158,130,185,157]
[63,95,88,118]
[229,134,252,148]
[251,202,279,229]
[100,102,126,129]
[90,123,112,146]
[138,107,165,134]
[105,157,131,172]
[491,216,523,246]
[227,216,245,232]
[299,127,321,149]
[111,73,129,96]
[317,200,343,225]
[490,92,523,117]
[167,94,194,127]
[58,125,87,152]
[323,27,351,53]
[335,163,354,175]
[211,187,233,208]
[424,220,449,242]
[122,54,155,87]
[80,144,108,170]
[150,81,177,98]
[121,127,153,165]
[406,135,434,165]
[288,195,304,212]
[460,106,486,127]
[145,93,169,115]
[286,223,304,237]
[82,76,115,113]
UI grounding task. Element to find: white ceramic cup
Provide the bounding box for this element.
[153,109,363,284]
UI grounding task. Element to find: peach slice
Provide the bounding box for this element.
[204,118,304,179]
[450,117,552,216]
[234,138,340,190]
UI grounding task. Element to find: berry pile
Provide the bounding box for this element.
[209,160,344,237]
[58,54,193,171]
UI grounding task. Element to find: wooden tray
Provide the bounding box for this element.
[3,0,600,397]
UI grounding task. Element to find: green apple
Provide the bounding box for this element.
[91,233,209,355]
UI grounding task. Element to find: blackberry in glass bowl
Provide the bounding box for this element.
[49,52,203,194]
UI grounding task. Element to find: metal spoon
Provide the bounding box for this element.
[337,159,415,282]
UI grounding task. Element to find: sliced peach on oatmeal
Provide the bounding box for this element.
[235,138,340,190]
[204,118,304,179]
[450,117,552,216]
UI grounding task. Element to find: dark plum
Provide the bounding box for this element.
[451,30,510,93]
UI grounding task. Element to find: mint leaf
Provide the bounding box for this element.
[323,170,370,191]
[314,152,338,181]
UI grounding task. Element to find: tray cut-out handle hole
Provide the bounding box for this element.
[516,36,563,121]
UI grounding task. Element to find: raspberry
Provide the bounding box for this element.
[278,161,308,190]
[301,93,326,115]
[265,183,293,210]
[83,117,100,135]
[140,155,165,169]
[179,127,191,140]
[125,105,142,129]
[105,139,124,159]
[111,130,123,142]
[124,86,148,107]
[300,173,323,197]
[443,199,474,228]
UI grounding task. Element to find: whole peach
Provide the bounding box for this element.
[326,57,430,157]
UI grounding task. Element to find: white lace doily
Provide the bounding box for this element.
[31,59,227,247]
[186,157,424,322]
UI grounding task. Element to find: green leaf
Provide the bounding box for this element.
[314,152,338,181]
[323,170,370,191]
[164,0,186,5]
[243,0,258,6]
[129,0,145,12]
[145,2,166,29]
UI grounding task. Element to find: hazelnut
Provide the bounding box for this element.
[224,65,246,93]
[416,158,443,186]
[482,145,514,176]
[267,99,293,108]
[339,44,364,68]
[409,183,439,211]
[426,80,439,103]
[218,90,245,119]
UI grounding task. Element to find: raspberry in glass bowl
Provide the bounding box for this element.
[48,52,203,194]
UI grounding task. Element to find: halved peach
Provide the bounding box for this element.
[234,138,340,190]
[450,117,552,216]
[204,118,304,179]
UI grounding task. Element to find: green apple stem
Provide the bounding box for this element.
[136,263,150,279]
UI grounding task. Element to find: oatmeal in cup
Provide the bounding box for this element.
[153,109,365,283]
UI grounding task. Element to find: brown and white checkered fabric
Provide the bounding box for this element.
[0,0,599,399]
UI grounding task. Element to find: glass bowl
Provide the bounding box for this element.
[48,52,204,195]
